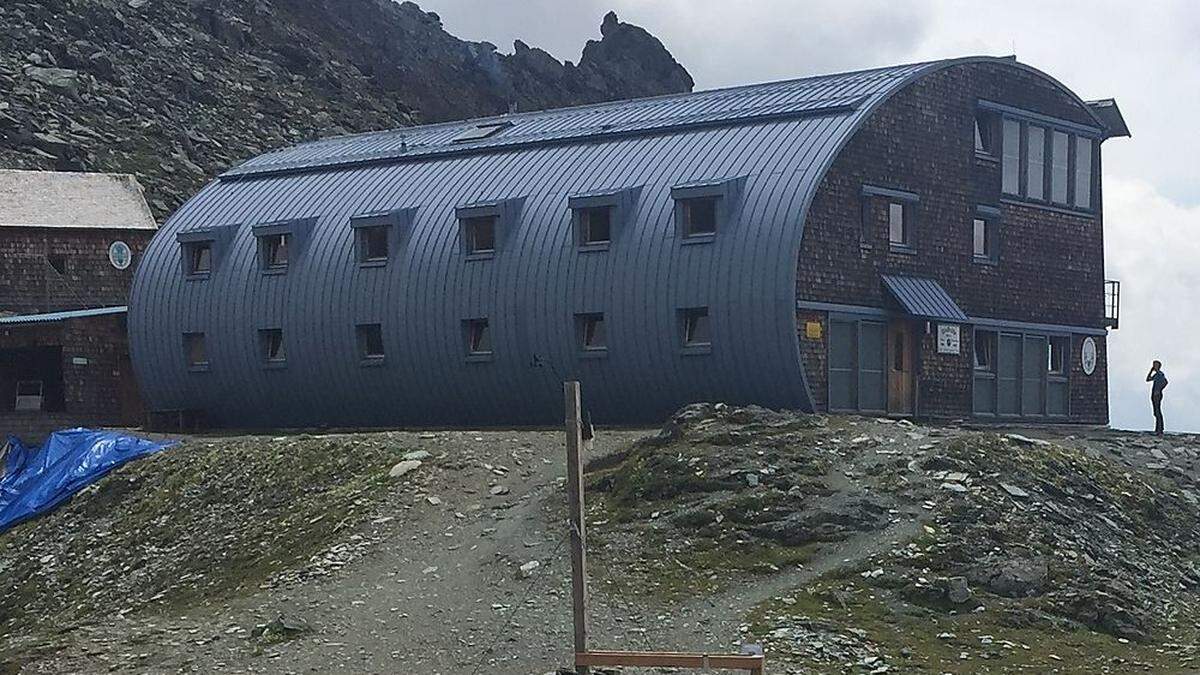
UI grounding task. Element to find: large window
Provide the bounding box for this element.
[1001,119,1021,195]
[1074,137,1093,208]
[1026,126,1045,200]
[1051,131,1069,204]
[973,329,1069,417]
[828,318,886,413]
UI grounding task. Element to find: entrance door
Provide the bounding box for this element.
[886,320,915,416]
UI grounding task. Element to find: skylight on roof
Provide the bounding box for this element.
[451,121,512,143]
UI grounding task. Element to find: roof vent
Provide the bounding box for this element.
[451,121,512,143]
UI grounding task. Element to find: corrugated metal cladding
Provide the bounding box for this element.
[129,57,1011,427]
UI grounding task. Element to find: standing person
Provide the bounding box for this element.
[1146,360,1168,436]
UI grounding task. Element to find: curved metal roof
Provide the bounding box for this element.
[129,55,1085,427]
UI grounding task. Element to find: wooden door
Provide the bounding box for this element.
[887,320,915,416]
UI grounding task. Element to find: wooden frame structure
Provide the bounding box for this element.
[564,381,765,675]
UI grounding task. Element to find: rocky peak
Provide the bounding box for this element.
[0,0,693,218]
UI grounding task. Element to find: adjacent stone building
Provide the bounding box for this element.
[0,170,156,438]
[129,56,1127,427]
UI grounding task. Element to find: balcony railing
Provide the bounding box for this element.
[1105,280,1120,330]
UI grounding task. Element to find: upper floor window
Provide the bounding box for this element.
[1001,119,1021,195]
[259,233,290,271]
[1026,126,1045,200]
[359,226,388,262]
[578,207,612,245]
[680,197,718,237]
[1050,131,1069,204]
[974,111,998,156]
[1074,137,1093,209]
[463,216,496,254]
[972,207,1000,263]
[888,201,915,248]
[187,242,212,275]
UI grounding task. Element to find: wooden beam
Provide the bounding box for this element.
[577,650,765,671]
[564,381,589,675]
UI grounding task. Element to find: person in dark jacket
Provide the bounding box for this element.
[1147,360,1168,436]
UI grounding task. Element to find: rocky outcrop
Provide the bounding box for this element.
[0,0,692,218]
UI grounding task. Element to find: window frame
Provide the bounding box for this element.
[972,206,1001,264]
[679,307,712,354]
[258,328,286,368]
[177,224,237,280]
[356,323,385,365]
[463,318,494,362]
[456,199,522,261]
[251,219,314,275]
[349,209,413,268]
[671,177,743,245]
[183,332,209,372]
[862,185,919,252]
[186,241,213,276]
[575,312,608,357]
[974,110,999,158]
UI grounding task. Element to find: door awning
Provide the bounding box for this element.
[881,274,968,322]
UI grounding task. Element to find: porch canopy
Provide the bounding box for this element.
[880,274,968,322]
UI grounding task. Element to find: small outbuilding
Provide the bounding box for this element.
[128,56,1127,427]
[0,170,156,438]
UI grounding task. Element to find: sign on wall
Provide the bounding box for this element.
[805,321,822,340]
[108,241,132,270]
[937,324,960,355]
[1081,337,1097,376]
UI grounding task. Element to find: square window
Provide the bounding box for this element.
[187,242,212,275]
[974,330,996,371]
[888,201,913,247]
[261,233,290,270]
[1048,336,1068,375]
[681,197,718,237]
[465,319,492,355]
[359,226,389,262]
[184,332,208,370]
[578,313,606,351]
[579,207,612,245]
[259,328,286,364]
[682,308,711,347]
[464,216,496,254]
[357,323,385,361]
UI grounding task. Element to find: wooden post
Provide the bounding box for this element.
[564,381,589,675]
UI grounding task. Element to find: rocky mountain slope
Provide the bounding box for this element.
[0,0,692,218]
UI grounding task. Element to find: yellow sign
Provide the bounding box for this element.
[805,321,822,340]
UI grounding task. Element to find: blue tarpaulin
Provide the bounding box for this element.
[0,428,175,533]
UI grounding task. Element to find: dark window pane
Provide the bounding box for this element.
[582,314,606,349]
[974,331,995,371]
[261,329,285,362]
[1002,119,1020,194]
[362,227,388,261]
[468,320,492,353]
[263,234,289,269]
[1027,126,1045,199]
[191,243,212,273]
[1051,131,1069,203]
[828,320,857,410]
[1074,137,1093,208]
[859,321,886,412]
[683,198,717,236]
[466,216,496,253]
[684,308,711,345]
[184,333,207,367]
[581,207,611,244]
[359,324,384,359]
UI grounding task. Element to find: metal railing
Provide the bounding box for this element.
[1105,280,1120,329]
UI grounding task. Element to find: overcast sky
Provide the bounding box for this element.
[418,0,1200,432]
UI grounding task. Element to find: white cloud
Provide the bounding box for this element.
[1105,178,1200,431]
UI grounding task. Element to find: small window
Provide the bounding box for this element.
[259,328,286,364]
[682,308,711,348]
[46,254,67,276]
[974,330,996,371]
[356,323,385,361]
[465,319,492,355]
[1048,336,1068,375]
[974,111,997,155]
[578,313,606,351]
[1026,126,1045,200]
[260,233,290,270]
[187,242,212,275]
[578,207,612,245]
[681,197,718,237]
[464,216,496,254]
[184,332,208,370]
[973,213,999,262]
[359,226,389,263]
[888,201,913,248]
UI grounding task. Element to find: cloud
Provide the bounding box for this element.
[1105,178,1200,431]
